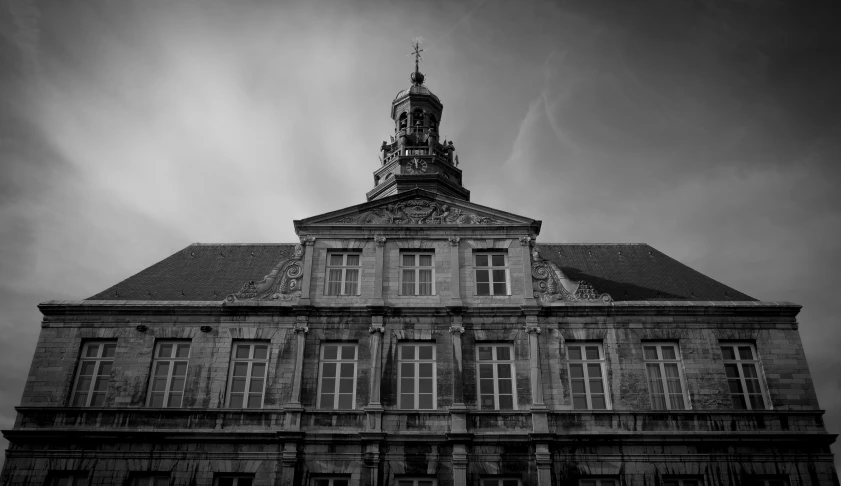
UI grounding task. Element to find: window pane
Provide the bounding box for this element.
[341,346,356,359]
[475,254,488,266]
[102,343,117,357]
[498,395,513,409]
[585,346,600,360]
[344,269,359,294]
[567,346,582,360]
[176,344,190,358]
[418,394,433,409]
[419,363,433,377]
[403,254,416,266]
[721,346,736,360]
[172,362,187,377]
[491,255,505,266]
[492,282,507,295]
[402,269,416,295]
[86,344,100,357]
[253,345,268,360]
[323,345,338,360]
[418,254,432,266]
[591,396,606,409]
[492,269,506,283]
[218,479,234,486]
[477,282,490,295]
[418,345,433,360]
[345,254,360,266]
[330,254,344,265]
[159,344,173,358]
[337,394,353,409]
[402,346,415,360]
[235,345,250,359]
[478,347,493,361]
[661,345,677,360]
[738,346,753,360]
[643,346,658,360]
[476,269,489,282]
[496,347,510,360]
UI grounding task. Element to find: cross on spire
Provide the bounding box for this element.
[411,38,424,74]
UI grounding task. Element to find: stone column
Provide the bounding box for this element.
[519,236,537,307]
[371,236,386,307]
[524,312,549,434]
[285,316,308,431]
[448,237,463,307]
[366,315,385,431]
[534,442,552,486]
[452,443,468,486]
[298,236,316,305]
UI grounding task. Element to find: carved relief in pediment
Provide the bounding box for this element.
[532,248,612,304]
[225,244,304,303]
[332,199,505,225]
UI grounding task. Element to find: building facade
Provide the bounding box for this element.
[1,63,838,486]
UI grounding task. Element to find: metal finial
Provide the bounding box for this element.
[410,38,424,74]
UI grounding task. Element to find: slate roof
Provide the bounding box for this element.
[537,244,754,301]
[87,242,755,302]
[87,244,297,301]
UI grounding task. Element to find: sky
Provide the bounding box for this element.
[1,0,840,471]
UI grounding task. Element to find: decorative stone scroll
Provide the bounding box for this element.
[225,244,305,303]
[531,247,612,304]
[333,199,505,225]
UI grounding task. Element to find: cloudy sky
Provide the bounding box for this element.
[1,0,839,470]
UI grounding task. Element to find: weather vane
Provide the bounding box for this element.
[410,38,424,74]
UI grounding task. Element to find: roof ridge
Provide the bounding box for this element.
[189,243,299,247]
[539,243,651,246]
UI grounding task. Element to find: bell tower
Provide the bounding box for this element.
[366,41,469,201]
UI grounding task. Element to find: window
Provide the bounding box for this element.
[477,344,516,410]
[49,474,88,486]
[474,253,509,296]
[643,343,688,410]
[399,112,408,131]
[398,343,436,409]
[567,343,609,410]
[147,341,190,408]
[318,344,357,409]
[398,480,437,486]
[216,476,253,486]
[314,479,350,486]
[664,479,701,486]
[400,252,435,295]
[746,478,788,486]
[70,341,116,407]
[326,252,361,296]
[226,342,268,408]
[721,343,769,410]
[481,480,520,486]
[580,480,618,486]
[133,476,170,486]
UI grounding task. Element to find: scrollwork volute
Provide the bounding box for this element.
[531,246,612,305]
[225,244,306,303]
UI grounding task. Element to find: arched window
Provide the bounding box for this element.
[429,115,438,131]
[399,113,408,131]
[413,109,424,127]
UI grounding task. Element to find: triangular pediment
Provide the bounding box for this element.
[294,189,540,231]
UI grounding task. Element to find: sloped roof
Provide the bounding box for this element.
[537,244,754,301]
[86,243,754,302]
[87,244,297,301]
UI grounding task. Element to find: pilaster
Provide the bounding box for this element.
[285,314,308,431]
[520,236,538,307]
[298,236,316,305]
[448,236,463,306]
[371,236,386,307]
[366,311,386,431]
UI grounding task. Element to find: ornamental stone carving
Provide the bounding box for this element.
[448,236,460,246]
[531,247,612,304]
[374,236,387,247]
[225,244,305,303]
[333,199,504,225]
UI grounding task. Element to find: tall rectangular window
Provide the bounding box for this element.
[664,479,701,486]
[226,342,268,409]
[147,341,190,408]
[643,343,688,410]
[580,480,618,486]
[70,341,116,407]
[398,480,437,486]
[398,343,436,409]
[318,343,357,409]
[400,252,435,295]
[477,344,516,410]
[326,252,361,295]
[133,476,170,486]
[721,343,769,410]
[313,479,350,486]
[49,474,88,486]
[481,480,520,486]
[474,253,509,296]
[216,476,253,486]
[567,343,609,410]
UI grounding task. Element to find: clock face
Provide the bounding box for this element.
[406,158,428,174]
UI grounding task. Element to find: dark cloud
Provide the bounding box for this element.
[0,0,839,470]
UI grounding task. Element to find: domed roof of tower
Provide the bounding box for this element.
[393,83,441,104]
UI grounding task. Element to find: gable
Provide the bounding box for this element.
[294,189,540,230]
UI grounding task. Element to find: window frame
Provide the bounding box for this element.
[312,478,351,486]
[69,341,117,407]
[746,478,788,486]
[48,473,89,486]
[398,342,437,410]
[663,479,702,486]
[132,475,171,486]
[399,251,436,296]
[579,479,619,486]
[643,342,690,410]
[147,340,191,408]
[225,342,269,409]
[720,342,770,410]
[215,475,255,486]
[476,343,517,410]
[480,479,521,486]
[474,252,510,296]
[566,342,610,410]
[397,479,438,486]
[325,251,362,296]
[317,343,359,410]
